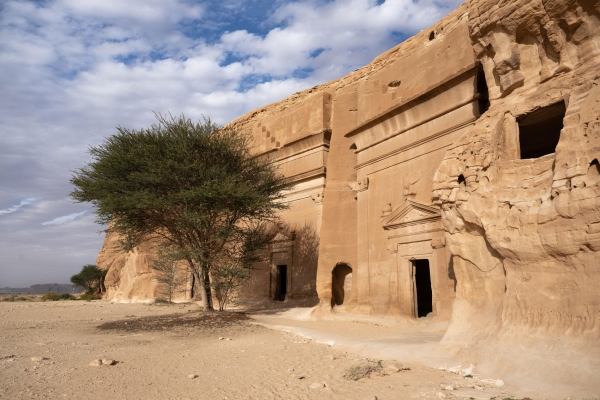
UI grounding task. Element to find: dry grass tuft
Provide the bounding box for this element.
[343,362,383,381]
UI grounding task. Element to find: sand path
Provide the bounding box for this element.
[0,300,520,399]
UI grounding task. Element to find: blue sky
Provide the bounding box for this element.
[0,0,462,287]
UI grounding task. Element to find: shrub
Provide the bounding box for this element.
[78,292,100,301]
[343,362,383,381]
[42,292,61,301]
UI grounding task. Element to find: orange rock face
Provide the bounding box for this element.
[97,0,600,389]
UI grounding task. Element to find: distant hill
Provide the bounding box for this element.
[0,284,82,294]
[0,287,29,294]
[28,284,81,294]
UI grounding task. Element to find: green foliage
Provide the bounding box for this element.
[2,295,27,302]
[70,264,106,294]
[78,292,100,301]
[212,221,278,311]
[42,292,76,301]
[42,292,61,301]
[70,114,293,310]
[151,249,188,304]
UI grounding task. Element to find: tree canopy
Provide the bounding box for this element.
[70,264,106,294]
[70,114,292,310]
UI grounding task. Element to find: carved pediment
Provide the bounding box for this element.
[272,232,293,242]
[381,200,441,230]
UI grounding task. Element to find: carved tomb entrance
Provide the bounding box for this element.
[382,200,453,319]
[275,265,287,301]
[331,263,352,308]
[412,259,433,318]
[269,231,295,301]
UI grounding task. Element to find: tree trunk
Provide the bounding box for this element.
[202,266,214,311]
[186,259,210,310]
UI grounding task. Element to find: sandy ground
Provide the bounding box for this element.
[0,299,536,400]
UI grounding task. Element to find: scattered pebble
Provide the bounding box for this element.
[384,364,400,374]
[101,359,116,365]
[219,337,224,340]
[309,382,326,389]
[444,385,454,391]
[30,357,46,362]
[364,396,378,400]
[89,360,102,367]
[187,374,197,379]
[293,375,305,380]
[437,392,447,399]
[225,338,231,341]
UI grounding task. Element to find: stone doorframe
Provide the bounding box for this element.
[268,231,295,300]
[382,200,447,318]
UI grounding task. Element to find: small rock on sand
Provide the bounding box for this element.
[30,357,46,362]
[187,374,197,379]
[219,337,224,340]
[309,382,326,389]
[89,360,102,367]
[364,396,378,400]
[101,359,116,365]
[437,392,447,399]
[384,364,400,374]
[384,363,410,374]
[293,375,305,380]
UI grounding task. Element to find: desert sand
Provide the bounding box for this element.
[0,299,528,400]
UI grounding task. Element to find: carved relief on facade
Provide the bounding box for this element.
[469,0,600,97]
[381,199,443,235]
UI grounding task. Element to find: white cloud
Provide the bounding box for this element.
[0,0,461,286]
[41,211,87,226]
[0,198,41,216]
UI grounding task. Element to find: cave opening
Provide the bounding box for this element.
[517,101,566,159]
[476,63,490,115]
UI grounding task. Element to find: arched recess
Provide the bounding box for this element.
[331,263,352,307]
[587,159,600,186]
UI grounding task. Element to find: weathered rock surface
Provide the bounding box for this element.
[94,0,600,393]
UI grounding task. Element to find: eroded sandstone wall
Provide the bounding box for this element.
[430,0,600,391]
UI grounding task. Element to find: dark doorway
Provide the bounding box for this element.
[518,101,566,159]
[275,265,287,301]
[413,259,433,318]
[331,263,352,307]
[476,63,490,116]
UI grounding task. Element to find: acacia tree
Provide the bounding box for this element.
[70,264,106,294]
[70,114,292,310]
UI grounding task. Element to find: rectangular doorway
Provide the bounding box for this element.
[275,265,287,301]
[412,259,432,318]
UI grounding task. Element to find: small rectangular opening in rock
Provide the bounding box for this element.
[413,259,432,318]
[275,265,287,301]
[476,63,490,115]
[517,101,566,159]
